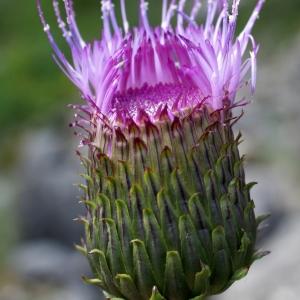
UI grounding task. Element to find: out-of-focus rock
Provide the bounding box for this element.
[17,127,85,246]
[8,239,103,300]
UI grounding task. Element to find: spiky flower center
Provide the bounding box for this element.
[111,83,201,120]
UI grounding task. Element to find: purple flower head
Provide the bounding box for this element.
[37,0,263,126]
[37,3,270,298]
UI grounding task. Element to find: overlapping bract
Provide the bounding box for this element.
[76,105,269,299]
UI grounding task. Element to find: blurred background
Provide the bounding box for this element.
[1,0,300,299]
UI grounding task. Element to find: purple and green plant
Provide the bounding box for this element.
[37,0,270,299]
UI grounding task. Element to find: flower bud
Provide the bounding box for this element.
[37,0,270,299]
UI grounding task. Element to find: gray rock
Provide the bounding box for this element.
[8,239,103,300]
[17,127,86,246]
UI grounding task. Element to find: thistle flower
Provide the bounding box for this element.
[37,0,270,299]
